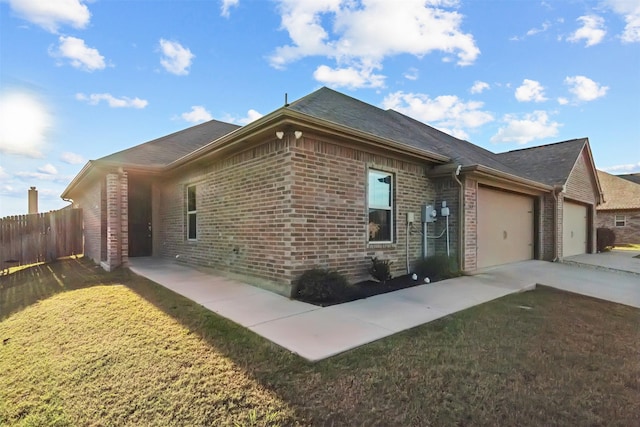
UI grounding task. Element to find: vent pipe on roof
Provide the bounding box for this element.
[284,93,289,107]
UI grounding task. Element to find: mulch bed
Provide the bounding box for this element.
[309,274,430,307]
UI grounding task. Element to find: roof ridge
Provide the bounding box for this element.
[498,137,586,155]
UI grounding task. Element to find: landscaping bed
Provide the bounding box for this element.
[302,273,429,306]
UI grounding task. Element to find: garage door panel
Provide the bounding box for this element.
[563,201,587,257]
[477,187,534,269]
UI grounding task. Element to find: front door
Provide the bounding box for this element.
[128,179,152,257]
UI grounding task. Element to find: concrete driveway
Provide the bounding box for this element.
[129,256,639,362]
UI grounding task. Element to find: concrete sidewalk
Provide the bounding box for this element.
[129,258,639,362]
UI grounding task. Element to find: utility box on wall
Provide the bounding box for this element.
[422,204,437,223]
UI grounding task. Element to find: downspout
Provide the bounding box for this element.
[451,165,463,271]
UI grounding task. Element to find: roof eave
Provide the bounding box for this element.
[165,108,451,171]
[463,164,554,192]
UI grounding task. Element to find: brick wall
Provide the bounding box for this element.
[105,172,128,270]
[540,193,557,260]
[158,133,438,295]
[158,139,294,295]
[597,210,640,244]
[432,177,460,263]
[462,177,477,271]
[71,177,102,264]
[288,135,435,284]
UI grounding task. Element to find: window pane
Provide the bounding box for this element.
[187,186,196,211]
[369,171,391,208]
[188,213,197,240]
[369,208,391,241]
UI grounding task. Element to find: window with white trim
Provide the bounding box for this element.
[615,215,626,227]
[368,170,393,243]
[187,185,197,240]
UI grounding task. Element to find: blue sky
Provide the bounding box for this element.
[1,0,639,216]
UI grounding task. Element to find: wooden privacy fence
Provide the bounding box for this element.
[0,208,83,269]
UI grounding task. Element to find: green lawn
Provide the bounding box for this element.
[1,258,639,426]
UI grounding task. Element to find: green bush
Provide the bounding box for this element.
[369,257,393,284]
[597,227,616,252]
[293,268,350,304]
[413,254,460,281]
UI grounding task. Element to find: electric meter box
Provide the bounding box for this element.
[421,205,437,223]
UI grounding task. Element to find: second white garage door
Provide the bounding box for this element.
[477,187,534,269]
[562,201,588,257]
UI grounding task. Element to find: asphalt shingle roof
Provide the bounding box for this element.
[286,87,526,177]
[597,170,640,210]
[98,119,240,168]
[618,173,640,185]
[495,138,588,187]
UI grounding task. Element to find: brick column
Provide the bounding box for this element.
[104,171,128,271]
[463,178,477,271]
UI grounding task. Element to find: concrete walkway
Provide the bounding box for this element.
[564,249,640,275]
[129,257,639,362]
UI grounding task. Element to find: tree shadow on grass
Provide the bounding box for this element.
[0,257,129,321]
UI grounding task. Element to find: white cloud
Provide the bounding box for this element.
[557,97,569,105]
[159,39,194,75]
[270,0,479,88]
[15,171,71,183]
[60,151,84,164]
[567,15,606,46]
[601,161,640,173]
[313,64,385,89]
[7,0,90,33]
[181,106,213,124]
[403,67,419,81]
[76,93,148,108]
[0,166,9,180]
[564,75,608,101]
[515,79,547,102]
[38,163,58,175]
[470,80,489,94]
[604,0,640,43]
[50,36,106,71]
[221,0,239,17]
[491,111,561,144]
[222,109,263,125]
[0,91,51,158]
[526,21,551,37]
[382,91,494,140]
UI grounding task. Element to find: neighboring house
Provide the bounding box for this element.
[61,87,603,296]
[617,173,640,185]
[596,170,640,244]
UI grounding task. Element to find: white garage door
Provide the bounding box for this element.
[563,201,588,257]
[477,187,534,269]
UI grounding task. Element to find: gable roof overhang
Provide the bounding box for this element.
[164,108,451,175]
[61,160,163,200]
[568,139,604,205]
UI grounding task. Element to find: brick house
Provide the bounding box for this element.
[596,170,640,244]
[61,87,603,296]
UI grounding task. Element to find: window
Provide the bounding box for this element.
[187,185,197,240]
[368,170,393,242]
[615,215,626,227]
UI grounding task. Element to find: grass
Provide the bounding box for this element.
[1,259,639,426]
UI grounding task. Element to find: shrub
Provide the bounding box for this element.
[369,257,393,284]
[413,254,460,281]
[597,227,616,252]
[293,268,350,304]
